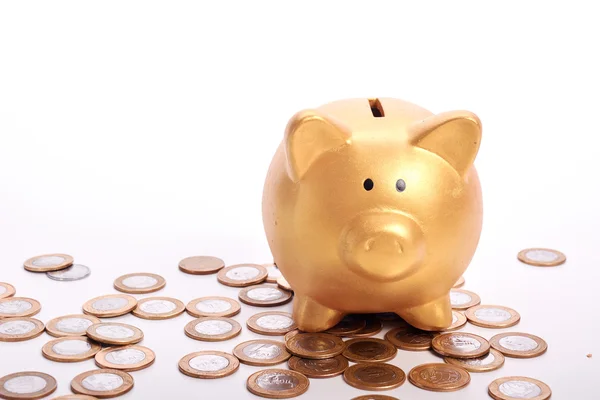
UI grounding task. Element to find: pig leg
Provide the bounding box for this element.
[396,294,453,331]
[293,295,344,332]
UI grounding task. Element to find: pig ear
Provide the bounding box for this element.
[284,109,352,182]
[409,110,482,177]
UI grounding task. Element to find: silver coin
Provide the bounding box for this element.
[0,320,36,335]
[450,291,472,307]
[499,335,539,352]
[195,299,231,313]
[499,380,542,398]
[121,275,158,289]
[0,300,32,315]
[474,307,512,322]
[247,287,284,301]
[95,325,135,339]
[525,249,559,263]
[47,264,91,281]
[56,317,94,334]
[189,354,229,372]
[82,373,124,391]
[257,372,299,390]
[3,376,47,394]
[225,266,260,280]
[194,320,233,335]
[139,300,176,314]
[92,297,128,311]
[442,335,482,352]
[256,314,294,330]
[52,339,92,356]
[32,255,66,267]
[243,343,281,360]
[105,348,146,365]
[461,351,496,366]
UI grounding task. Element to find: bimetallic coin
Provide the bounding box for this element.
[490,332,548,359]
[453,276,465,288]
[466,305,521,329]
[517,248,566,267]
[432,332,490,359]
[284,329,301,342]
[132,297,185,320]
[0,282,16,299]
[217,264,268,287]
[178,256,225,275]
[325,316,366,336]
[408,363,470,392]
[347,318,383,338]
[286,333,346,360]
[86,322,144,346]
[46,314,101,338]
[46,264,91,281]
[343,363,406,391]
[263,263,282,283]
[95,345,155,372]
[441,311,468,332]
[186,296,241,318]
[0,297,41,318]
[276,276,292,292]
[489,376,552,400]
[343,338,398,363]
[445,348,505,373]
[247,312,297,336]
[178,351,240,379]
[0,318,45,342]
[288,355,348,378]
[71,369,134,398]
[42,337,101,362]
[82,294,137,318]
[352,396,399,400]
[238,284,293,307]
[385,327,435,351]
[450,289,481,310]
[247,369,309,399]
[113,273,166,294]
[184,317,241,342]
[23,253,74,272]
[233,340,292,366]
[0,372,57,400]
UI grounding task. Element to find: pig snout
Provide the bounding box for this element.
[340,212,425,282]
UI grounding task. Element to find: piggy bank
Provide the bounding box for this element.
[262,98,482,332]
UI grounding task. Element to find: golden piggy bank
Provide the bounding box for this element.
[262,98,483,332]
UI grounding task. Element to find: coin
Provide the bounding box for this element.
[347,318,383,338]
[432,332,490,358]
[517,248,566,267]
[52,395,98,399]
[82,294,137,318]
[113,273,166,294]
[343,338,397,363]
[247,369,309,399]
[131,297,185,320]
[445,348,505,372]
[233,339,292,366]
[23,253,74,272]
[325,316,366,336]
[488,376,551,400]
[0,371,57,400]
[178,256,225,275]
[71,369,134,398]
[95,345,156,372]
[238,284,293,307]
[277,276,292,291]
[186,296,241,318]
[441,311,467,332]
[0,318,45,342]
[178,350,240,379]
[46,314,101,338]
[247,311,297,336]
[263,263,282,283]
[465,305,520,328]
[42,337,101,362]
[450,289,481,310]
[385,327,435,351]
[409,363,470,392]
[286,333,346,359]
[86,322,144,346]
[284,329,301,342]
[47,264,91,281]
[351,396,399,400]
[217,264,268,287]
[0,282,16,299]
[0,297,41,318]
[490,332,548,358]
[343,363,406,391]
[453,276,465,288]
[288,355,348,378]
[184,317,242,341]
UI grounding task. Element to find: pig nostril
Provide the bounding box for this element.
[363,179,374,191]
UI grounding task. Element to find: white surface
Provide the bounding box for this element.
[0,1,598,399]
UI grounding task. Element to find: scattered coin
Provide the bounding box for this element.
[490,332,548,358]
[343,363,406,391]
[0,371,57,400]
[288,355,348,378]
[82,294,137,318]
[408,363,470,392]
[347,318,383,338]
[247,311,297,336]
[465,305,520,328]
[517,248,566,267]
[131,297,185,320]
[42,337,101,362]
[238,284,293,307]
[217,264,268,287]
[186,296,241,318]
[385,327,436,351]
[343,338,398,363]
[351,396,399,400]
[445,348,505,373]
[286,333,346,360]
[70,369,134,398]
[46,314,101,338]
[0,317,45,342]
[276,276,292,291]
[46,264,91,281]
[113,273,166,294]
[233,339,292,366]
[178,256,225,275]
[432,332,490,358]
[488,376,552,400]
[325,316,366,336]
[247,369,309,399]
[442,311,468,332]
[184,317,242,342]
[0,282,16,299]
[0,297,41,318]
[95,345,156,372]
[263,263,282,283]
[178,350,240,379]
[450,289,481,310]
[86,322,144,346]
[453,276,465,288]
[23,253,74,273]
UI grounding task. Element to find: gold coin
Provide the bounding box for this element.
[445,348,505,372]
[247,368,309,399]
[285,333,346,360]
[186,296,241,318]
[82,294,137,318]
[0,282,16,299]
[432,332,490,358]
[0,317,45,342]
[233,339,292,366]
[352,396,399,400]
[343,363,406,391]
[42,337,101,363]
[46,314,101,338]
[325,316,366,336]
[178,255,225,275]
[441,311,467,332]
[342,338,397,363]
[490,332,548,358]
[263,263,282,283]
[284,329,301,342]
[288,355,348,378]
[178,350,240,379]
[488,376,552,400]
[450,289,481,310]
[347,318,383,338]
[465,305,521,329]
[0,371,57,400]
[385,327,436,351]
[23,253,74,272]
[113,273,166,294]
[184,317,241,341]
[408,363,470,392]
[86,322,144,346]
[238,284,293,307]
[247,311,297,336]
[217,264,268,287]
[0,297,41,318]
[52,395,98,399]
[95,345,155,372]
[131,297,185,320]
[453,276,465,288]
[71,369,134,398]
[276,276,292,292]
[517,248,566,267]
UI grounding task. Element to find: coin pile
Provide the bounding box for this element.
[23,253,91,282]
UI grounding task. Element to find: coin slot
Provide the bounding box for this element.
[369,98,385,118]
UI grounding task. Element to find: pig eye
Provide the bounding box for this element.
[363,178,374,191]
[396,179,406,192]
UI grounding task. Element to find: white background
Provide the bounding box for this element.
[0,1,598,399]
